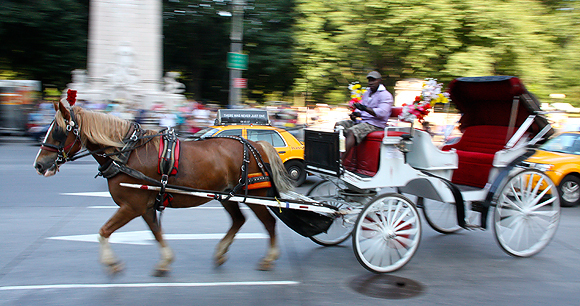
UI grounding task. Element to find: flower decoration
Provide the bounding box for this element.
[347,82,366,110]
[66,89,77,106]
[399,78,450,123]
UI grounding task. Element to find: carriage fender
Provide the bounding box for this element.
[399,174,466,228]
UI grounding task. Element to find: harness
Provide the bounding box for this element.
[154,128,180,211]
[205,136,272,202]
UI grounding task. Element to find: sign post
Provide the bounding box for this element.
[228,0,246,108]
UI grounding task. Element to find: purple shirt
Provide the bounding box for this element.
[360,84,393,128]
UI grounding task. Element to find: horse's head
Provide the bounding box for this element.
[34,90,83,177]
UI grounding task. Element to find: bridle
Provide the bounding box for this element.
[40,108,81,166]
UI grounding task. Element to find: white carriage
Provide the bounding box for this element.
[300,76,560,272]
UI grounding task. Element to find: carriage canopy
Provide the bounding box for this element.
[448,76,553,138]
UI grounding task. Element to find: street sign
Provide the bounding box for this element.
[233,78,247,88]
[227,52,249,70]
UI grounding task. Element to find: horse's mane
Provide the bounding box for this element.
[55,106,156,148]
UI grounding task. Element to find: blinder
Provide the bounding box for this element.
[52,125,68,143]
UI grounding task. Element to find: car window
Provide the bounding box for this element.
[247,129,286,147]
[540,133,580,154]
[192,128,219,139]
[216,129,243,137]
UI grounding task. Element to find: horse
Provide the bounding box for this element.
[33,97,294,276]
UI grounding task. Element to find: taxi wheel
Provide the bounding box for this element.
[558,175,580,207]
[285,160,306,186]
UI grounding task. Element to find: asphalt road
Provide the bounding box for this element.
[1,139,580,305]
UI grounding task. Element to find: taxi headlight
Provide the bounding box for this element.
[524,162,554,172]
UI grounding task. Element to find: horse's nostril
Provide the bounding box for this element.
[35,163,43,172]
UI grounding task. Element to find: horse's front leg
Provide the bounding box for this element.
[142,208,174,277]
[98,204,141,274]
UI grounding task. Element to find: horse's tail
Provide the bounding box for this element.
[257,141,294,193]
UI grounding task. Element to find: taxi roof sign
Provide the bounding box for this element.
[216,109,270,125]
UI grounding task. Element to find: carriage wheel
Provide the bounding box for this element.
[493,169,560,257]
[420,197,462,234]
[307,179,359,246]
[352,193,421,273]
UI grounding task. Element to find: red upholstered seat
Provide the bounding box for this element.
[342,107,405,177]
[343,130,406,176]
[441,125,510,188]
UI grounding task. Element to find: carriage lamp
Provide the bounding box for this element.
[396,134,413,153]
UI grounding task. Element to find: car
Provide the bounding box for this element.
[192,109,306,186]
[523,131,580,206]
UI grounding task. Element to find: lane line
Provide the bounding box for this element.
[0,281,299,291]
[87,206,240,210]
[62,192,111,197]
[48,231,268,245]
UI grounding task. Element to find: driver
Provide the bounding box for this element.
[335,71,393,159]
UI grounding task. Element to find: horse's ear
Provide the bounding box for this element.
[58,99,71,120]
[52,100,59,112]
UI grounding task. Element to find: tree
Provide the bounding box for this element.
[0,0,88,92]
[292,0,570,104]
[163,0,298,105]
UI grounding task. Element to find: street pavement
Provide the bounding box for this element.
[1,139,580,305]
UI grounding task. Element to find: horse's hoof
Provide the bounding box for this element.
[214,255,228,267]
[106,262,125,275]
[258,261,274,271]
[153,268,170,277]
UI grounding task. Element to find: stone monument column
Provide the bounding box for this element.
[88,0,162,93]
[67,0,184,110]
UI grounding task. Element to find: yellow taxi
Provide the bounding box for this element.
[523,131,580,207]
[193,109,306,186]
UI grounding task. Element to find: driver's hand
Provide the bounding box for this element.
[353,103,370,112]
[350,111,361,121]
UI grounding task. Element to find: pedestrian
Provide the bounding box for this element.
[335,71,394,159]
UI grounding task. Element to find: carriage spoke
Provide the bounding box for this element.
[394,216,416,232]
[394,235,415,250]
[529,194,556,211]
[498,210,523,229]
[501,196,524,212]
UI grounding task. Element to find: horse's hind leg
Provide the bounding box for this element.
[247,204,279,271]
[142,208,174,277]
[98,204,141,274]
[215,200,246,266]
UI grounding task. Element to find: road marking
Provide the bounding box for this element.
[87,206,244,210]
[48,231,268,245]
[0,281,299,291]
[62,192,111,197]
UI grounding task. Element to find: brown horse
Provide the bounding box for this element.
[33,99,293,276]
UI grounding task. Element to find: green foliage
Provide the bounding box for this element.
[293,0,578,104]
[163,0,298,105]
[0,0,88,91]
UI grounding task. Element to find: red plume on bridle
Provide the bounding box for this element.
[66,89,77,106]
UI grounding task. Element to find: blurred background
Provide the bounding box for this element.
[1,0,580,140]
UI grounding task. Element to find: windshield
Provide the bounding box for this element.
[539,133,580,154]
[192,127,219,139]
